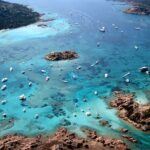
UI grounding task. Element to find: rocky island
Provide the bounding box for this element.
[115,0,150,15]
[45,51,79,61]
[0,0,40,30]
[110,91,150,131]
[0,128,129,150]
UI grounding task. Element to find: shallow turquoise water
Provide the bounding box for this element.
[0,0,150,149]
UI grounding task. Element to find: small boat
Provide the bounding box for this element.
[3,113,7,118]
[76,66,82,70]
[45,76,50,81]
[146,71,150,75]
[62,80,68,83]
[135,27,141,30]
[72,74,77,80]
[134,45,139,50]
[95,60,99,65]
[99,26,105,32]
[34,114,39,119]
[139,66,149,73]
[1,85,7,91]
[9,67,13,72]
[19,94,26,101]
[71,72,78,80]
[85,111,91,116]
[29,82,32,87]
[1,100,7,105]
[91,60,99,67]
[41,70,46,73]
[94,91,98,95]
[91,63,95,67]
[22,108,26,113]
[125,78,130,83]
[104,73,108,78]
[122,72,130,78]
[1,78,8,83]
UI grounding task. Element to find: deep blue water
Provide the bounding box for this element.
[0,0,150,149]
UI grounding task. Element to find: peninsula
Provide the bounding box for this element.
[120,0,150,15]
[0,0,40,30]
[110,91,150,131]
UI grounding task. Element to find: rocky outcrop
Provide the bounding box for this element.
[0,128,129,150]
[45,51,78,61]
[0,1,40,30]
[81,128,129,150]
[124,7,150,15]
[99,120,109,126]
[121,135,137,143]
[110,91,150,131]
[114,0,150,15]
[120,128,128,133]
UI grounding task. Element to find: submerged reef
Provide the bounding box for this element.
[110,91,150,131]
[0,0,40,30]
[45,51,79,61]
[0,128,128,150]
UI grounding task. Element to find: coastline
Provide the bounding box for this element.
[0,0,149,147]
[0,0,41,30]
[110,91,150,132]
[114,0,150,15]
[0,128,129,150]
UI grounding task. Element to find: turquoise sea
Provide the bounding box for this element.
[0,0,150,149]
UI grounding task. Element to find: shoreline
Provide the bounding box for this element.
[0,128,129,150]
[0,0,149,149]
[0,1,41,30]
[110,91,150,132]
[115,0,150,15]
